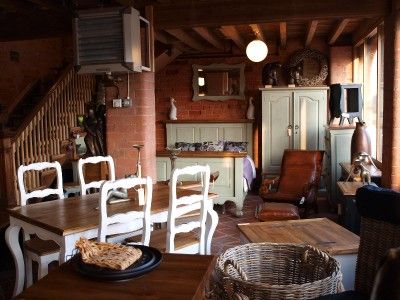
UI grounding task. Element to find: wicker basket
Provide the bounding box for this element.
[213,243,343,300]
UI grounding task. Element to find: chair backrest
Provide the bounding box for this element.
[277,149,324,196]
[167,164,210,254]
[18,161,64,206]
[78,155,116,195]
[355,185,400,296]
[98,176,153,244]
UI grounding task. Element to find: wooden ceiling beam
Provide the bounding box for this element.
[305,20,318,47]
[154,0,386,29]
[328,19,350,45]
[279,22,287,49]
[193,27,224,49]
[220,26,245,49]
[353,17,383,47]
[0,0,36,13]
[155,30,187,52]
[155,47,182,73]
[165,29,205,51]
[25,0,63,9]
[249,24,265,41]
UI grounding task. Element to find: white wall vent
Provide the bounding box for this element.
[73,7,143,73]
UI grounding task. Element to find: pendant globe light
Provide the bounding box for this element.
[246,39,268,62]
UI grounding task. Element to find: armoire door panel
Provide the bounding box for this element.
[294,94,320,150]
[262,91,292,174]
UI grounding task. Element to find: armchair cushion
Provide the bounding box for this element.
[262,191,303,204]
[356,185,400,225]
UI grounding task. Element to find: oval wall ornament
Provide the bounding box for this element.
[288,49,328,86]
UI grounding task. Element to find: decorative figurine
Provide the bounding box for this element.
[262,62,281,86]
[289,65,303,86]
[246,97,255,120]
[169,97,177,120]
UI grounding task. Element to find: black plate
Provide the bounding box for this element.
[74,245,162,281]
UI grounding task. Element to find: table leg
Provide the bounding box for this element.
[59,236,78,263]
[5,225,25,296]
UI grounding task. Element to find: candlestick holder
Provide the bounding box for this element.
[166,146,181,183]
[132,144,144,178]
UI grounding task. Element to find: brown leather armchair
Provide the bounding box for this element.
[259,149,324,216]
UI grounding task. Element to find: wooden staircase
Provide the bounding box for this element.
[0,64,96,206]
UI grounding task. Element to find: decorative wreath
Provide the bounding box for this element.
[288,49,328,86]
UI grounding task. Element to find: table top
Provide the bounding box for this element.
[238,218,359,255]
[8,182,217,236]
[15,253,215,300]
[337,181,365,197]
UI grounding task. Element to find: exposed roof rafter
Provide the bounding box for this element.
[328,19,350,45]
[193,27,225,49]
[220,25,245,49]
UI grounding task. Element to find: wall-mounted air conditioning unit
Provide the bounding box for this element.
[73,7,149,73]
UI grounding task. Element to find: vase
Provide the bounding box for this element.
[246,97,255,120]
[351,122,371,163]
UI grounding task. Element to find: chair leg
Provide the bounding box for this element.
[24,255,33,288]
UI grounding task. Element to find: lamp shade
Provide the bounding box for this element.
[246,40,268,62]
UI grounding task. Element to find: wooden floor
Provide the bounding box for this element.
[0,192,336,300]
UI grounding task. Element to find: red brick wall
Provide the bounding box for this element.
[329,46,353,84]
[0,37,72,107]
[155,38,329,151]
[106,72,156,180]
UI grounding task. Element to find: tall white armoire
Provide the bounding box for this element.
[260,87,328,175]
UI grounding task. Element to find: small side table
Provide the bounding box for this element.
[337,181,364,234]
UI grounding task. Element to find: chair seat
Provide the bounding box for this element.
[24,238,60,256]
[257,202,300,222]
[128,228,198,252]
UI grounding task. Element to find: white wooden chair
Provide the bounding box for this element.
[150,165,216,255]
[78,155,115,196]
[98,176,153,245]
[17,161,64,287]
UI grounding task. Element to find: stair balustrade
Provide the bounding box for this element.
[0,65,96,206]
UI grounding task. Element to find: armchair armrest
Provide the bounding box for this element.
[259,176,280,198]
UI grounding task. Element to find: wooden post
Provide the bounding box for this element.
[0,137,17,207]
[382,0,400,190]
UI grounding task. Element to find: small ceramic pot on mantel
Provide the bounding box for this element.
[351,122,371,163]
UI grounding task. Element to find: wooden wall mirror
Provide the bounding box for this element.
[192,63,245,101]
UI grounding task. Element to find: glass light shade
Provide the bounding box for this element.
[198,77,205,86]
[246,40,268,62]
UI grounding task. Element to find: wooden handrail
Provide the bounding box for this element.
[0,79,40,125]
[11,63,75,140]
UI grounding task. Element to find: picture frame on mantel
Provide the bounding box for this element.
[192,63,245,101]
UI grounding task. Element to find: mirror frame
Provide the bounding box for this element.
[192,63,245,101]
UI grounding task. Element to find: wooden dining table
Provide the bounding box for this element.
[6,182,218,296]
[15,253,215,300]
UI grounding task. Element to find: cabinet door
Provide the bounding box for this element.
[293,90,327,150]
[262,91,292,174]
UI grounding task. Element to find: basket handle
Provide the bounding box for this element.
[222,277,250,300]
[224,259,248,281]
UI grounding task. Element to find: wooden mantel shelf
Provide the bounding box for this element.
[156,150,247,158]
[162,119,254,124]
